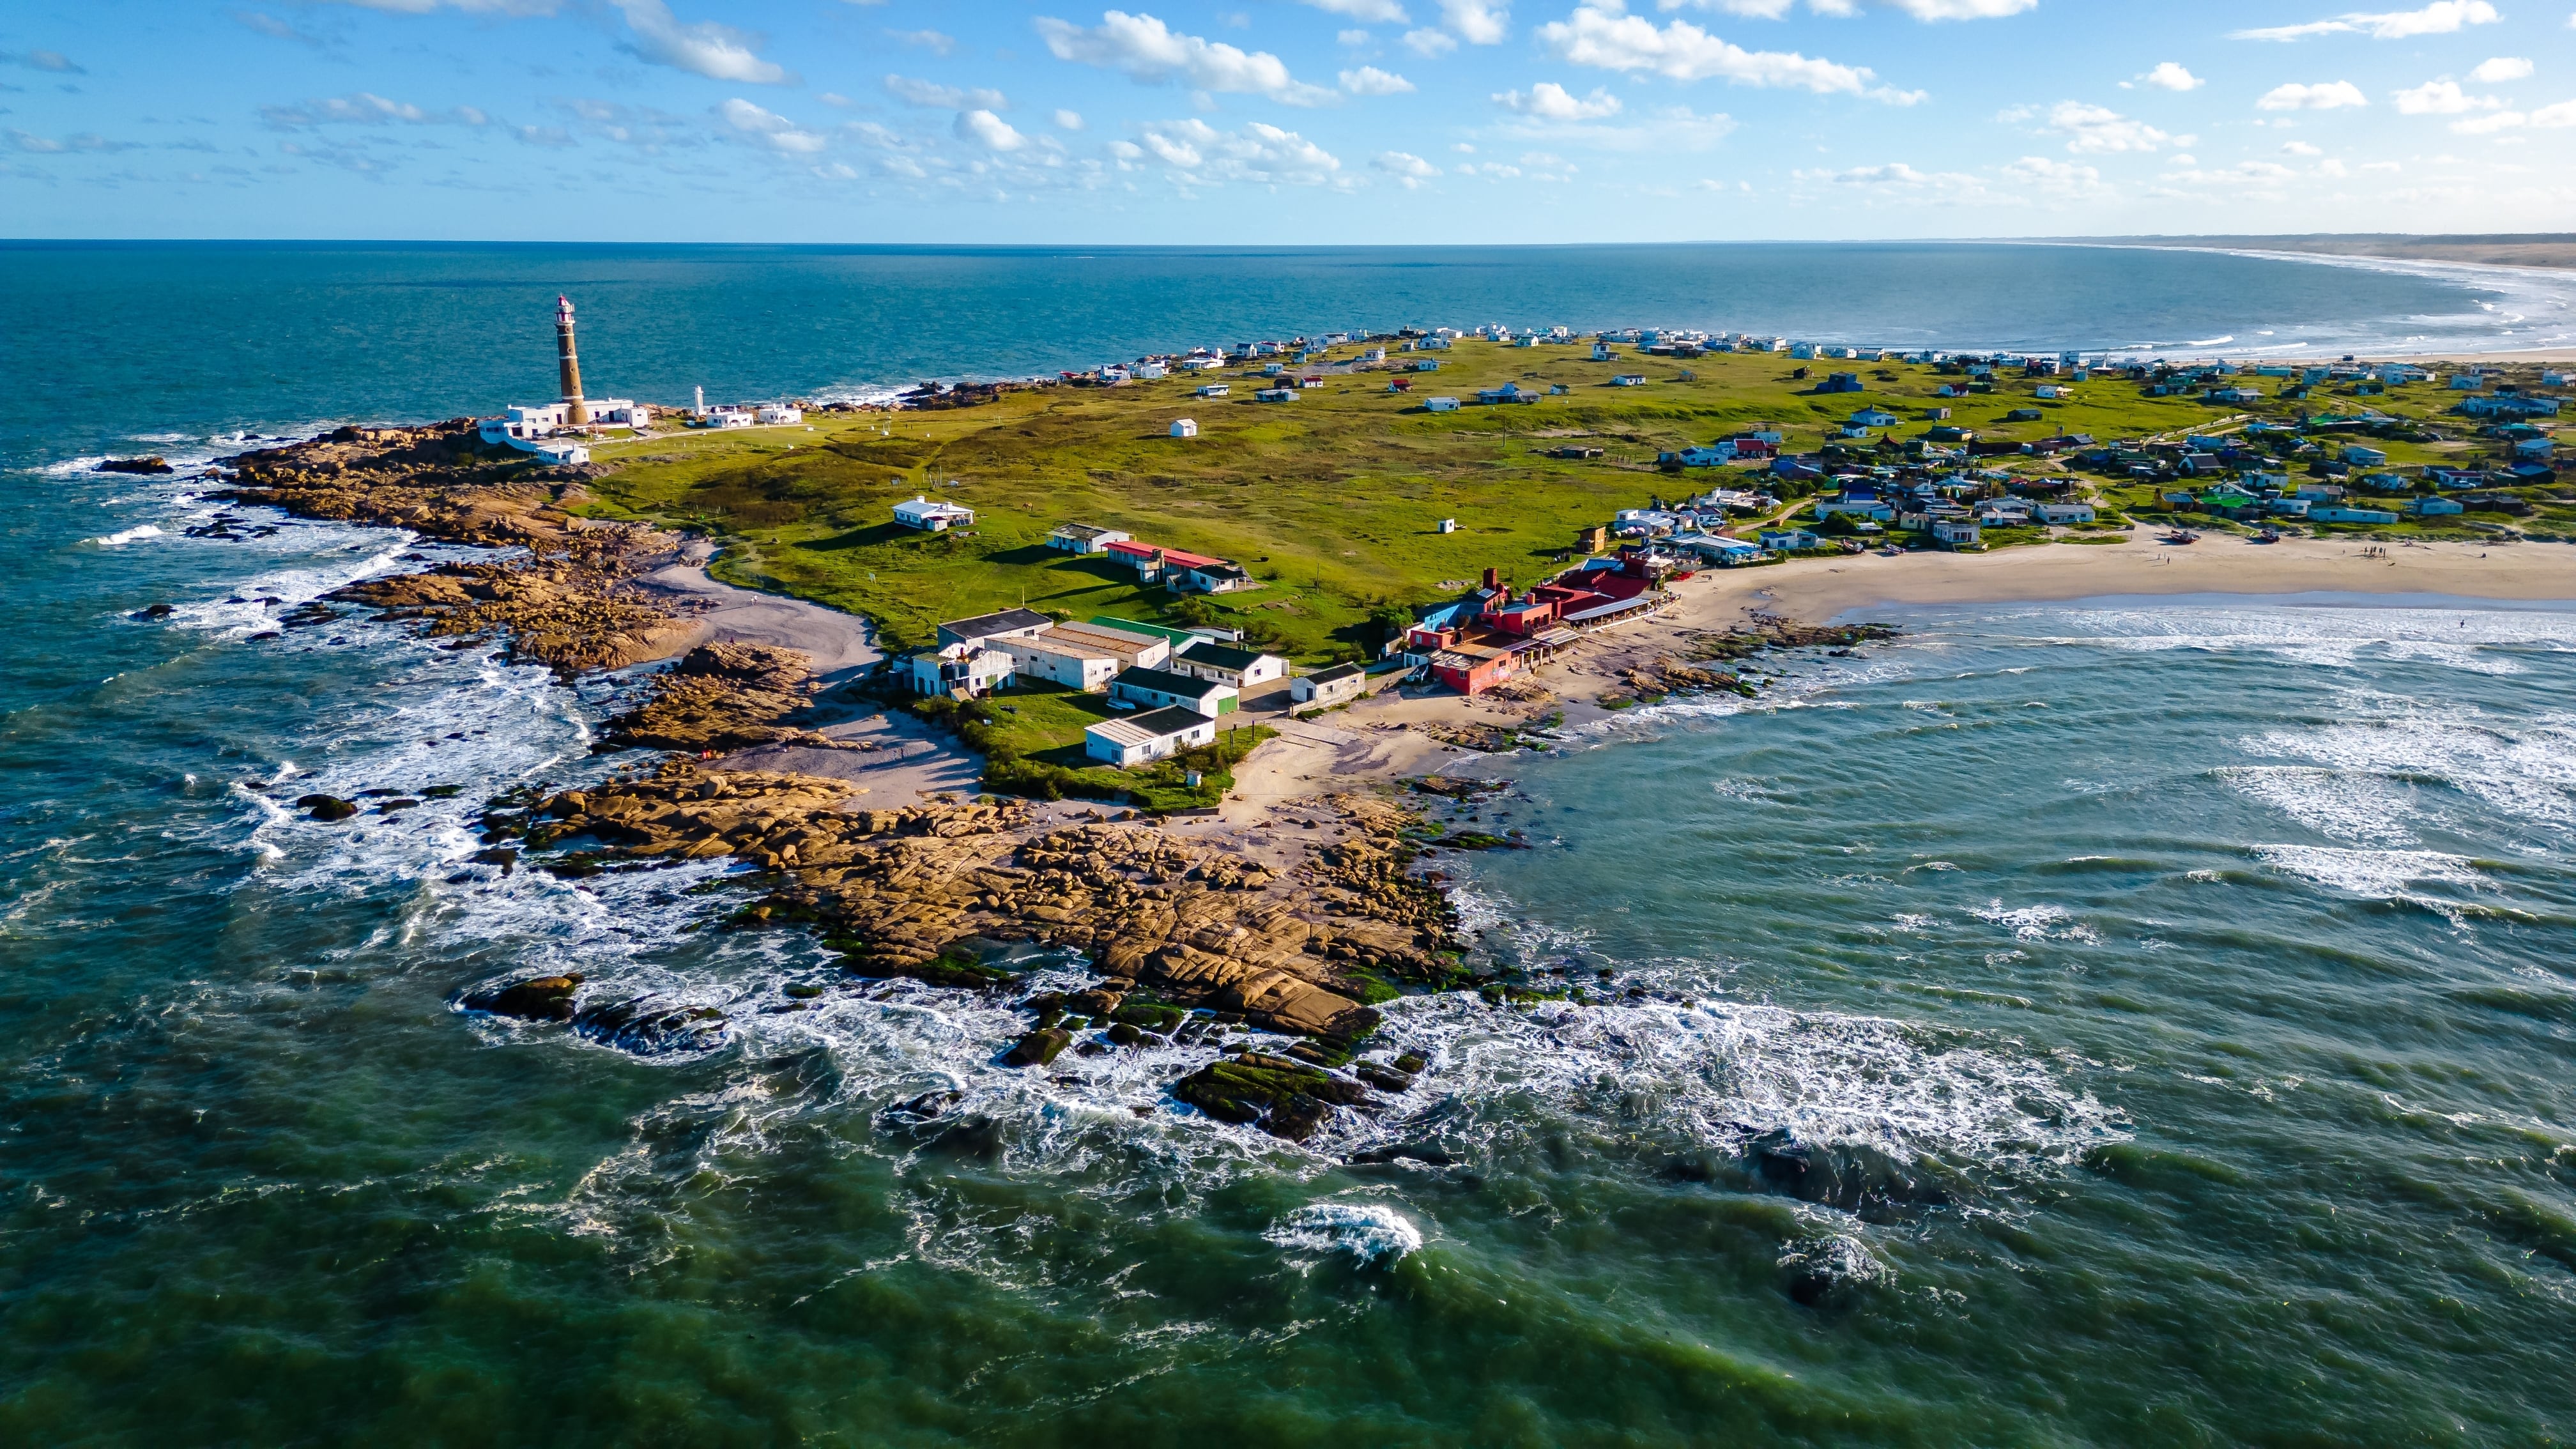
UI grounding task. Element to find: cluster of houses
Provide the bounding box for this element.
[1389,559,1667,694]
[903,605,1375,769]
[1043,521,1257,594]
[903,609,1289,764]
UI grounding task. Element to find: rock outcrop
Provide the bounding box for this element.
[519,761,1459,1042]
[218,421,702,671]
[601,641,846,755]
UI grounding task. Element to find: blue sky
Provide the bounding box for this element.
[4,0,2572,240]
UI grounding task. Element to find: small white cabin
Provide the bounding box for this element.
[1170,418,1199,438]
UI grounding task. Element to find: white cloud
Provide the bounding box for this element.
[260,92,490,128]
[2257,80,2368,110]
[1300,0,1409,20]
[2469,56,2532,82]
[2281,139,2324,153]
[2136,61,2202,91]
[954,108,1027,150]
[884,74,1009,110]
[2162,158,2297,186]
[1036,10,1337,105]
[1537,3,1880,95]
[1372,148,1441,185]
[2040,100,2174,152]
[1340,65,1416,93]
[2393,77,2499,113]
[889,27,956,54]
[1492,80,1623,118]
[1054,108,1086,128]
[2232,1,2499,42]
[1672,0,2035,15]
[1131,116,1345,185]
[613,0,791,84]
[1438,0,1511,42]
[719,97,826,152]
[2446,102,2575,133]
[1338,27,1373,43]
[2002,154,2108,196]
[1,47,86,72]
[1402,26,1459,52]
[1811,160,1995,201]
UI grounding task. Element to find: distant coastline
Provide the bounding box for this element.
[2070,233,2576,272]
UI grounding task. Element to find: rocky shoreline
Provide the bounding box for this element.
[204,418,1905,1146]
[210,420,1475,1139]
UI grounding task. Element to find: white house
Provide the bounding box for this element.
[935,608,1053,650]
[2310,505,2401,524]
[2034,385,2069,401]
[488,399,645,439]
[1849,409,1900,427]
[1039,621,1170,670]
[1084,705,1218,769]
[2033,501,2096,525]
[755,404,802,425]
[1438,518,1458,533]
[1197,383,1230,398]
[1046,522,1131,555]
[1591,342,1616,361]
[1172,640,1287,689]
[907,642,1015,698]
[1109,666,1238,717]
[2409,496,2465,516]
[995,634,1124,693]
[1425,396,1461,413]
[893,496,976,532]
[1759,527,1821,551]
[1929,519,1984,549]
[1610,374,1648,388]
[1170,418,1199,438]
[1132,362,1168,380]
[2343,445,2388,466]
[1289,662,1368,707]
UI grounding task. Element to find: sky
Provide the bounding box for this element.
[3,0,2573,241]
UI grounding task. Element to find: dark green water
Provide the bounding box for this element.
[6,245,2575,1445]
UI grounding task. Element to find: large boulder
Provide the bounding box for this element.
[569,995,728,1055]
[1172,1052,1372,1142]
[459,973,584,1022]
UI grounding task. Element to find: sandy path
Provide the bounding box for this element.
[636,541,882,684]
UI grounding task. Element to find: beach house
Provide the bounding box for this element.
[1929,519,1983,549]
[893,496,976,532]
[1031,620,1172,670]
[1108,666,1239,717]
[935,608,1053,651]
[906,642,1016,699]
[1172,640,1287,689]
[1289,663,1368,708]
[1084,706,1218,769]
[1046,522,1131,555]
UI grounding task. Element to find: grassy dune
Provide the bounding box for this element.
[575,341,2534,658]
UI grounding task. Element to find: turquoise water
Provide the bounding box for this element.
[6,245,2576,1444]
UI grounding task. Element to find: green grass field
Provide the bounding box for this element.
[571,342,2562,657]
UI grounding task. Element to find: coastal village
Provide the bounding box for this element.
[471,299,2571,740]
[170,295,2575,1121]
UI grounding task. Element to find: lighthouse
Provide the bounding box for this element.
[554,294,588,427]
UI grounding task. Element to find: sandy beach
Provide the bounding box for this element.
[1226,534,2576,807]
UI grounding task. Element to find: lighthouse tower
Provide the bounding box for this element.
[554,295,588,427]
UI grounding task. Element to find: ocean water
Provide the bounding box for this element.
[6,245,2576,1445]
[2,240,2569,468]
